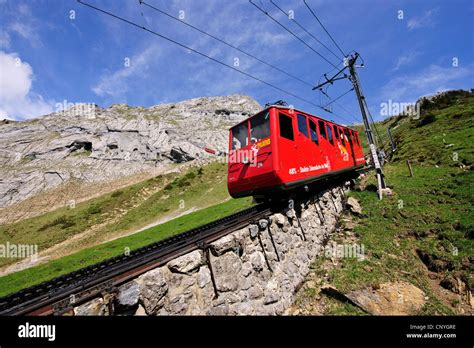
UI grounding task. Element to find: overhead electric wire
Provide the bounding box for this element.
[269,0,342,61]
[323,88,354,108]
[249,0,339,69]
[333,100,359,123]
[356,74,385,147]
[313,61,360,124]
[76,0,346,118]
[367,106,384,148]
[140,0,314,88]
[303,0,346,57]
[321,89,360,124]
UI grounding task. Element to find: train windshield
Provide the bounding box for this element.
[250,111,270,143]
[232,122,248,150]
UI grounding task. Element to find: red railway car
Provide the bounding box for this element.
[227,105,365,200]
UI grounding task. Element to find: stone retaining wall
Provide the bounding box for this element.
[74,184,348,316]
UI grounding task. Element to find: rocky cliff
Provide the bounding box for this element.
[0,95,261,210]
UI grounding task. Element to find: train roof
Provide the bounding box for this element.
[230,105,358,132]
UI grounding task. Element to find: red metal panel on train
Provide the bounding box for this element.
[227,106,365,198]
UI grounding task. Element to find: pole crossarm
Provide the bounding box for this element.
[313,65,348,90]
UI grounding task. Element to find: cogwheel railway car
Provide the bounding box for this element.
[227,105,365,200]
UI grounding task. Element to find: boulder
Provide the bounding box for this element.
[248,285,263,300]
[167,250,203,274]
[258,219,269,230]
[273,213,286,226]
[74,298,108,316]
[115,281,140,313]
[212,252,242,292]
[138,268,169,315]
[249,224,259,239]
[263,278,280,305]
[285,209,296,219]
[343,282,426,315]
[197,266,211,288]
[251,252,265,272]
[210,234,237,256]
[346,197,362,216]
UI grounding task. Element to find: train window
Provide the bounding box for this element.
[333,126,339,141]
[339,128,346,145]
[345,129,352,145]
[326,125,334,145]
[297,114,309,138]
[232,122,248,150]
[309,119,318,145]
[279,113,294,141]
[250,111,270,143]
[318,120,327,139]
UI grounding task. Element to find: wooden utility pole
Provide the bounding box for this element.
[406,160,414,177]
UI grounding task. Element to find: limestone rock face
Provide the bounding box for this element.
[0,95,261,210]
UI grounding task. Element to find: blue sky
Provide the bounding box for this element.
[0,0,472,123]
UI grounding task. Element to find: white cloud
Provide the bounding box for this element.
[17,3,31,16]
[92,44,162,99]
[9,22,42,47]
[0,51,54,120]
[392,51,420,72]
[380,64,472,103]
[0,31,10,49]
[0,4,42,48]
[407,8,438,30]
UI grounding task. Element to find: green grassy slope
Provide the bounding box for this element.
[0,162,232,269]
[302,90,474,315]
[0,196,252,297]
[0,161,253,296]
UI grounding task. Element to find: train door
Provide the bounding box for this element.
[317,119,334,173]
[277,111,300,183]
[352,131,365,165]
[247,110,273,185]
[338,126,350,167]
[344,128,357,167]
[296,113,313,178]
[308,117,328,176]
[332,125,342,168]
